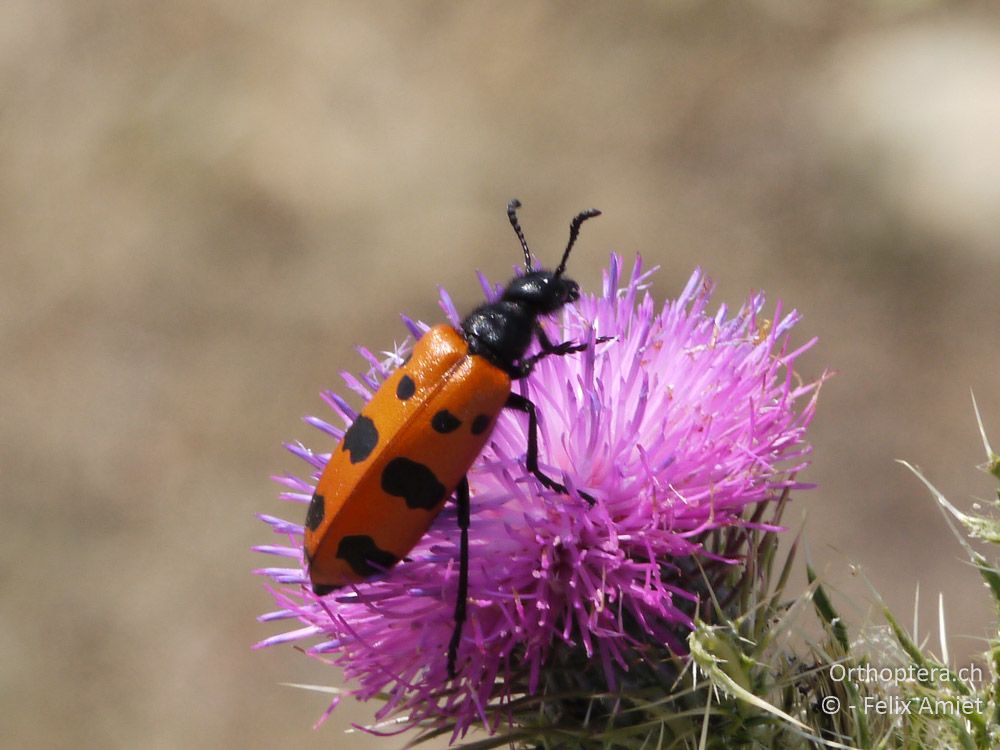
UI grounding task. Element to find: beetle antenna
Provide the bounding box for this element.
[555,207,602,277]
[507,199,533,271]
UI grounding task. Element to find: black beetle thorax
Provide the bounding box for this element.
[461,301,537,371]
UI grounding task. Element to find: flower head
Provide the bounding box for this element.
[255,255,820,737]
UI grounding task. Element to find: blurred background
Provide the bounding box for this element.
[3,1,1000,747]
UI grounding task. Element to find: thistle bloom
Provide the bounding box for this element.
[255,255,819,737]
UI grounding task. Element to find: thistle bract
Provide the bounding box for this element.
[255,255,819,737]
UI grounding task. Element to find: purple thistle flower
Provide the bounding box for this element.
[255,255,820,738]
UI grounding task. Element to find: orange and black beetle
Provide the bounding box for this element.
[304,200,601,676]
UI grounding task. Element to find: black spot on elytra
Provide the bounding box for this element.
[431,409,461,433]
[305,492,325,531]
[336,535,400,577]
[381,457,446,510]
[471,414,492,435]
[396,374,416,400]
[312,582,337,596]
[342,415,378,464]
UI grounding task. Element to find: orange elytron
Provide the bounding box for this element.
[304,325,509,587]
[303,200,602,676]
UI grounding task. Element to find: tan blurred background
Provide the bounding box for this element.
[3,1,1000,748]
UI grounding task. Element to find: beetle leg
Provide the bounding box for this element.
[504,392,595,505]
[512,329,613,379]
[447,476,470,678]
[537,325,590,356]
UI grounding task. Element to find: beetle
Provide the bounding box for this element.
[303,199,602,676]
